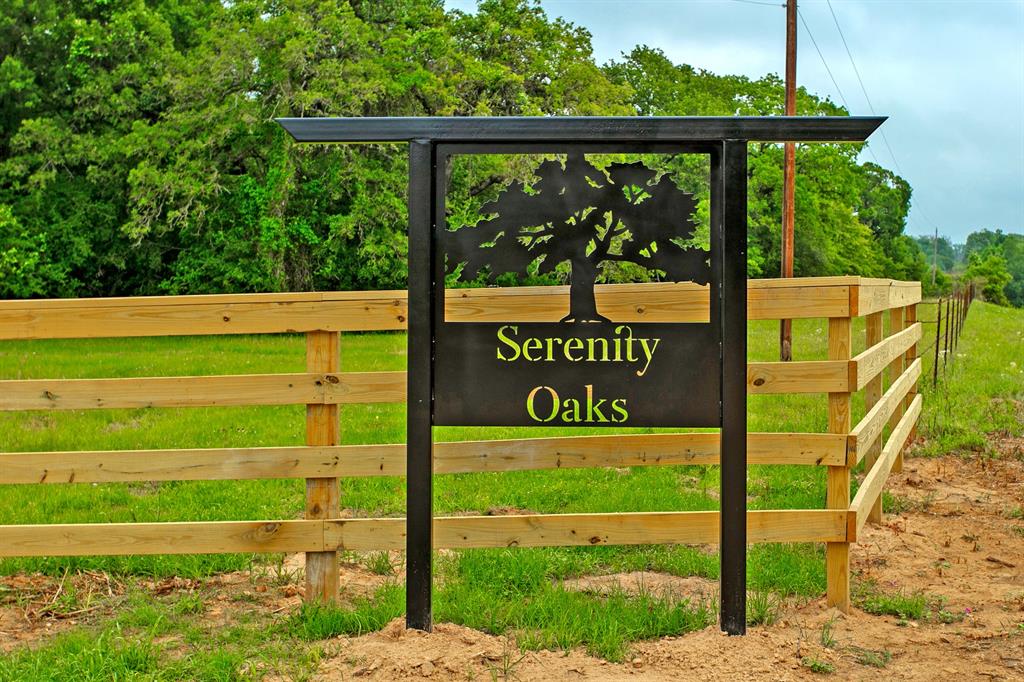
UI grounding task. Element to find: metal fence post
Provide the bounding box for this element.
[932,299,942,388]
[406,139,436,631]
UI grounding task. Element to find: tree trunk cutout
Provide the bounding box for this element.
[562,257,607,323]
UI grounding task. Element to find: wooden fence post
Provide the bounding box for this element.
[826,316,851,612]
[305,330,340,602]
[888,307,906,474]
[863,312,884,524]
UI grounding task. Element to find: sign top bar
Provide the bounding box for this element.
[276,116,884,144]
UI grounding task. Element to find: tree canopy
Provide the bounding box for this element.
[446,154,707,321]
[0,0,951,299]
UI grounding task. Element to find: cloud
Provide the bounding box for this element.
[445,0,1024,239]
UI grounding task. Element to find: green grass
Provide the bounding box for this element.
[746,590,782,626]
[1,302,1021,674]
[288,584,405,639]
[0,590,325,681]
[852,578,965,624]
[434,548,713,660]
[915,300,1024,456]
[853,581,928,620]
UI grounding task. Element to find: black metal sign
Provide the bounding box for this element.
[276,115,885,639]
[435,148,718,428]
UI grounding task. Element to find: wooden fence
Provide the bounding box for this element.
[0,276,921,612]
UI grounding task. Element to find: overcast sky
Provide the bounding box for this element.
[445,0,1024,242]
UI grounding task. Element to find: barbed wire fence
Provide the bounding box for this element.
[918,283,975,389]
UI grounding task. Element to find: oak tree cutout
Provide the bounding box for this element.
[446,154,710,322]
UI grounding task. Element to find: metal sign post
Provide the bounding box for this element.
[276,116,884,637]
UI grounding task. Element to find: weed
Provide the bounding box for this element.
[366,551,396,576]
[801,656,835,674]
[174,593,205,616]
[850,646,891,668]
[853,581,927,620]
[931,607,965,624]
[881,491,915,514]
[746,591,782,626]
[255,554,302,587]
[819,617,837,649]
[486,637,527,681]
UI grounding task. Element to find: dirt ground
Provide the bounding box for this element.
[318,453,1024,681]
[2,452,1023,680]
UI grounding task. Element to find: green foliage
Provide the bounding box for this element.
[604,46,923,282]
[850,646,892,668]
[1,1,932,298]
[964,248,1013,306]
[916,229,1023,306]
[915,301,1024,457]
[0,594,323,680]
[914,234,957,272]
[964,230,1023,307]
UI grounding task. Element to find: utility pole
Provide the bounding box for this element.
[780,0,797,361]
[932,226,938,286]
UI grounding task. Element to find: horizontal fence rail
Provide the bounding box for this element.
[849,394,923,539]
[0,510,849,558]
[0,277,920,340]
[0,372,407,411]
[0,432,849,485]
[848,359,922,465]
[0,276,923,614]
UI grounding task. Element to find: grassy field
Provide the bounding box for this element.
[0,300,1021,677]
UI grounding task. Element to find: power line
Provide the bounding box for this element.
[825,0,875,113]
[796,8,852,113]
[732,0,943,238]
[824,0,944,236]
[824,0,904,175]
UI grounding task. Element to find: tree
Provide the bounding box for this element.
[446,154,709,322]
[963,249,1012,306]
[962,230,1024,307]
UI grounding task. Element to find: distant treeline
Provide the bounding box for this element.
[914,230,1022,306]
[0,0,955,299]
